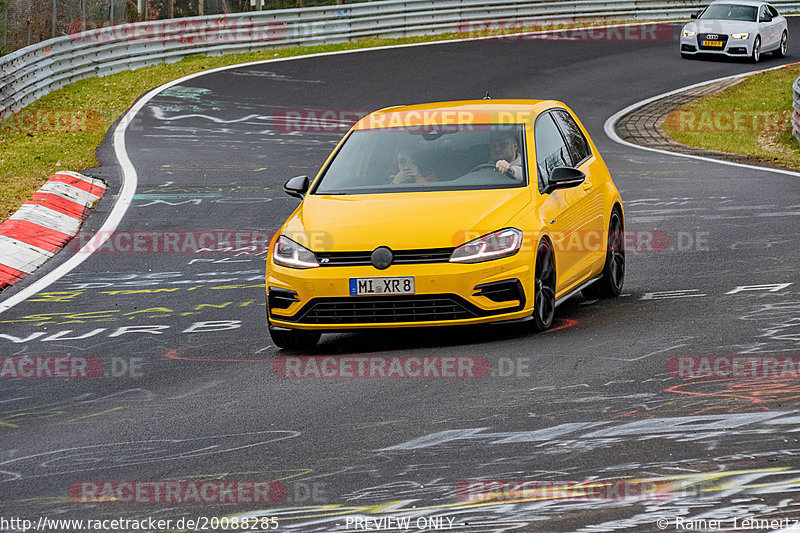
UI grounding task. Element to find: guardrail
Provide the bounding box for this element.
[793,76,800,144]
[3,0,800,115]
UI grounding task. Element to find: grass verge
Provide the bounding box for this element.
[0,18,677,221]
[662,63,800,170]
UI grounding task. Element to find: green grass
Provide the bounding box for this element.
[0,19,669,221]
[662,64,800,169]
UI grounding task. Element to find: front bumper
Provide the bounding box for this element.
[680,34,752,56]
[267,256,534,330]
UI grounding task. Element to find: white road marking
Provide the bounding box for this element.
[604,61,800,178]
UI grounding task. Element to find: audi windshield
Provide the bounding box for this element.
[699,4,758,21]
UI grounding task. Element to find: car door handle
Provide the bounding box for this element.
[582,181,592,191]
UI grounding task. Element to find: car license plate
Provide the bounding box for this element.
[350,277,414,295]
[702,40,724,47]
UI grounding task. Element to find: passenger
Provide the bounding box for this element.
[490,129,523,181]
[390,148,437,184]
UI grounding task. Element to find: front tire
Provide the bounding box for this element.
[532,239,556,332]
[774,31,787,57]
[269,326,321,350]
[583,208,625,300]
[751,36,761,62]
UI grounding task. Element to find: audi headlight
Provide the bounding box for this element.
[450,228,523,263]
[731,32,749,39]
[683,29,696,37]
[273,236,319,268]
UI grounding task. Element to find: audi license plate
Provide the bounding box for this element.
[702,40,724,47]
[350,277,415,295]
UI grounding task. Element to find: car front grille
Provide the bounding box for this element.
[316,248,454,267]
[278,294,500,324]
[697,33,728,50]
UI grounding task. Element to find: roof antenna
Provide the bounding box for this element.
[483,91,491,100]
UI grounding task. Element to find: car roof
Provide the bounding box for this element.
[353,100,565,130]
[708,0,766,6]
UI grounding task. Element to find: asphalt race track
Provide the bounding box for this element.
[2,20,800,532]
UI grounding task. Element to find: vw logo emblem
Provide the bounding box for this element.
[371,247,393,270]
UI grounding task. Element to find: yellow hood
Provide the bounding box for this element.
[282,188,532,251]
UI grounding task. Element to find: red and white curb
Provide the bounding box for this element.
[0,171,106,289]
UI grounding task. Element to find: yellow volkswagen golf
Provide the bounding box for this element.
[266,100,624,349]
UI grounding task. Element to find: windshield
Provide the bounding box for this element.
[699,4,758,21]
[313,124,527,194]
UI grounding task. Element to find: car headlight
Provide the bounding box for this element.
[683,29,696,37]
[273,236,319,268]
[450,228,523,263]
[731,32,749,39]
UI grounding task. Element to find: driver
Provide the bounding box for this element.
[489,130,523,181]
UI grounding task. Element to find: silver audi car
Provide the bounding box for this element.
[680,0,788,61]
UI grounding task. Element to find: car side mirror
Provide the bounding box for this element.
[690,12,698,18]
[284,175,310,199]
[543,167,586,194]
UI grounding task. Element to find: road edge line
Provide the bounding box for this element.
[604,61,800,178]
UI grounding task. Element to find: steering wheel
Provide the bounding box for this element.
[468,163,516,179]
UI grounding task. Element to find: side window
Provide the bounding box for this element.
[760,5,771,21]
[534,112,571,192]
[552,109,591,166]
[768,5,779,17]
